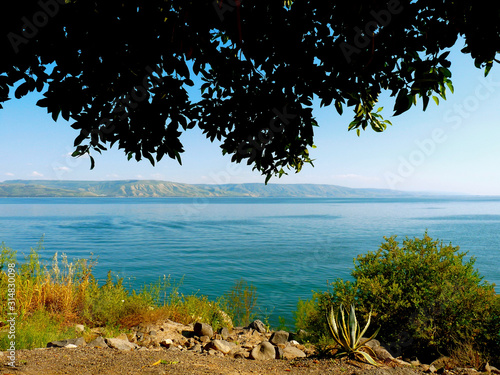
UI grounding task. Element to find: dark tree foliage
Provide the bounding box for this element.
[1,1,499,180]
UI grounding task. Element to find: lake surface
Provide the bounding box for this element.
[1,196,499,326]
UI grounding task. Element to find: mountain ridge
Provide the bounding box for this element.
[0,179,443,198]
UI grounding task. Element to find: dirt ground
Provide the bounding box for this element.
[0,347,432,375]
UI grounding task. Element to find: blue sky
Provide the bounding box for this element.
[1,40,500,195]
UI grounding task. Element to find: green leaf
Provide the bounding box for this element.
[393,89,411,116]
[484,62,493,77]
[335,100,343,115]
[446,81,454,94]
[422,95,430,111]
[432,96,439,106]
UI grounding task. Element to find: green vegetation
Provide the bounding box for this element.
[295,233,500,365]
[0,241,247,350]
[218,279,258,327]
[326,304,380,366]
[2,233,499,370]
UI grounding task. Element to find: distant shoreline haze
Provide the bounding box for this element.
[0,179,461,198]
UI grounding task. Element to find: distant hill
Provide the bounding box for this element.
[0,180,429,198]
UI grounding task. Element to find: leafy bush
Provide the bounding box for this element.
[296,233,500,364]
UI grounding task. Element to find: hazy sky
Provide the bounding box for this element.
[1,40,500,195]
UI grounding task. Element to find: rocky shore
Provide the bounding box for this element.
[2,318,499,375]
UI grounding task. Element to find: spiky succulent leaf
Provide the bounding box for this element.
[349,304,358,348]
[326,304,381,366]
[356,349,380,366]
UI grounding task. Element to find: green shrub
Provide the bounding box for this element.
[219,279,258,327]
[296,233,500,364]
[0,310,75,350]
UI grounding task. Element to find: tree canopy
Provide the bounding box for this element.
[2,0,499,181]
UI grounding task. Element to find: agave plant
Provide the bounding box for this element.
[327,304,381,366]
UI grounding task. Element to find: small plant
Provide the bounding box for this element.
[218,279,258,327]
[327,304,380,366]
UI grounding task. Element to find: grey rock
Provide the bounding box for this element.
[484,363,500,374]
[47,337,86,348]
[373,346,394,360]
[194,322,213,338]
[270,330,289,346]
[160,338,173,348]
[275,346,284,360]
[431,356,457,370]
[250,341,275,360]
[115,333,129,341]
[283,346,306,360]
[362,338,381,348]
[248,320,267,333]
[232,351,246,359]
[177,336,189,347]
[105,338,137,351]
[205,339,234,354]
[218,327,230,340]
[189,343,202,352]
[88,336,108,348]
[199,335,211,343]
[291,329,309,342]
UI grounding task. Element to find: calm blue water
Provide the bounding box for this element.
[1,197,499,326]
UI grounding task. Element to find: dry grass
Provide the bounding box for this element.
[450,341,487,369]
[0,240,244,350]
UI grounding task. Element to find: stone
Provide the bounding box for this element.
[88,336,108,348]
[205,339,234,354]
[105,338,137,351]
[373,346,394,360]
[189,343,202,352]
[291,329,309,343]
[194,322,213,338]
[74,324,85,333]
[282,346,306,360]
[431,356,458,370]
[392,358,412,367]
[200,335,211,343]
[275,346,284,360]
[47,337,86,348]
[177,336,188,347]
[480,363,500,374]
[116,333,129,341]
[250,341,275,360]
[232,351,246,359]
[160,338,173,348]
[363,338,381,348]
[248,320,267,333]
[64,344,78,349]
[410,359,421,366]
[270,330,289,346]
[218,327,230,340]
